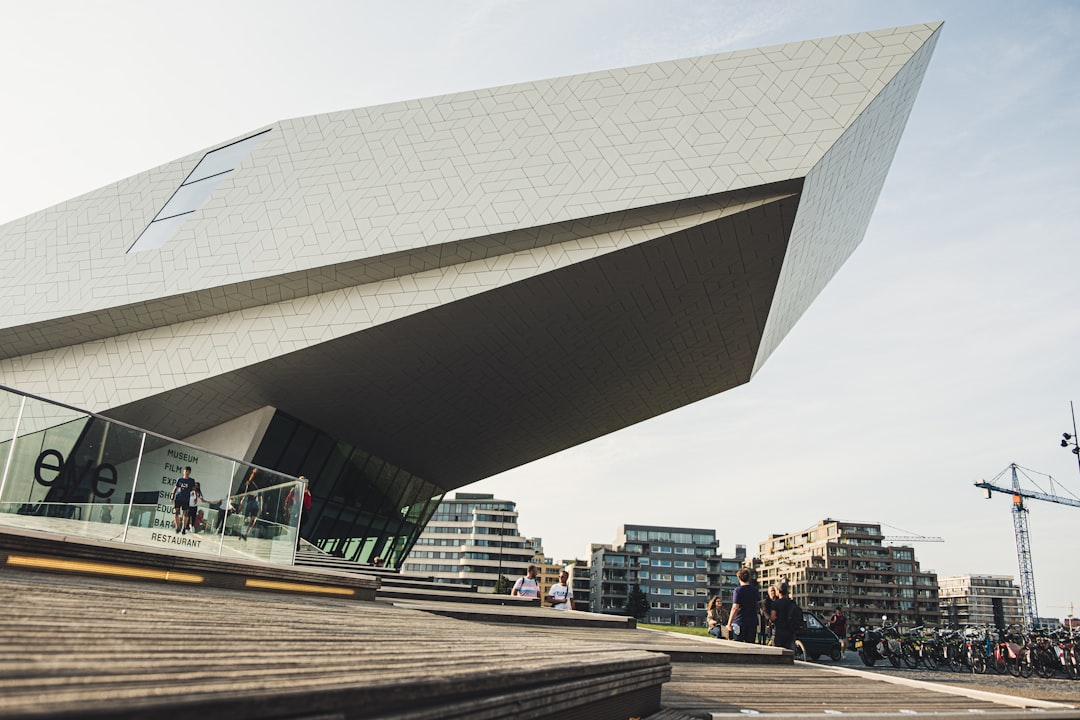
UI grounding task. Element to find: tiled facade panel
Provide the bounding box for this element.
[755,30,940,372]
[0,24,938,332]
[0,186,793,360]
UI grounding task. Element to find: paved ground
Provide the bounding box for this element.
[802,649,1080,704]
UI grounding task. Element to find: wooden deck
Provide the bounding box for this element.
[0,568,669,719]
[2,525,1077,719]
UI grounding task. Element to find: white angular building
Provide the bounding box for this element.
[0,24,941,564]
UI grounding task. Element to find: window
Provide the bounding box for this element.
[638,571,649,580]
[130,130,270,252]
[653,546,672,554]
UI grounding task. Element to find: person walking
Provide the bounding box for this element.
[171,467,196,534]
[186,481,204,533]
[240,492,260,541]
[288,476,314,549]
[546,570,575,610]
[770,581,798,651]
[829,606,848,652]
[510,565,540,599]
[726,568,760,643]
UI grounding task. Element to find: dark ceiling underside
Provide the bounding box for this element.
[107,193,800,490]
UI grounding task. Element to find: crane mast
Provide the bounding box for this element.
[1008,466,1038,629]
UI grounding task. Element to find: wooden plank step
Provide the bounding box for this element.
[0,569,670,720]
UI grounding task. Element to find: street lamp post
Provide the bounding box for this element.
[1060,401,1080,477]
[496,511,504,592]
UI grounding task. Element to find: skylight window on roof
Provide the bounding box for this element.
[128,129,270,253]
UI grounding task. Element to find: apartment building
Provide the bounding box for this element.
[401,492,533,591]
[939,574,1023,629]
[755,519,940,630]
[590,525,720,625]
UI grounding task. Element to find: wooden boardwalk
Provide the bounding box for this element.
[0,569,668,719]
[1,525,1077,719]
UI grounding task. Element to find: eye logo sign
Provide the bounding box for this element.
[33,449,118,500]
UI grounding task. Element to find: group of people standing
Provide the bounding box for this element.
[706,568,847,653]
[510,565,575,610]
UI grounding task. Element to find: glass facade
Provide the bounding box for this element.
[250,412,443,568]
[0,384,304,565]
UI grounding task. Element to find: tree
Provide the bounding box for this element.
[494,574,514,595]
[626,585,649,619]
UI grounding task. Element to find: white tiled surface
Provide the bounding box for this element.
[754,27,941,372]
[0,23,939,332]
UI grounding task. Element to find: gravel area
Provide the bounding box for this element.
[801,651,1080,704]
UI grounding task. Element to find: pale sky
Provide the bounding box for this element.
[2,1,1079,621]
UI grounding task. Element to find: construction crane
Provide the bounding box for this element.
[975,463,1080,629]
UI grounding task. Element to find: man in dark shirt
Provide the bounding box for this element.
[171,466,196,534]
[829,606,847,652]
[727,568,760,643]
[770,581,797,651]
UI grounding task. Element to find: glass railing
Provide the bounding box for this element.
[0,384,305,565]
